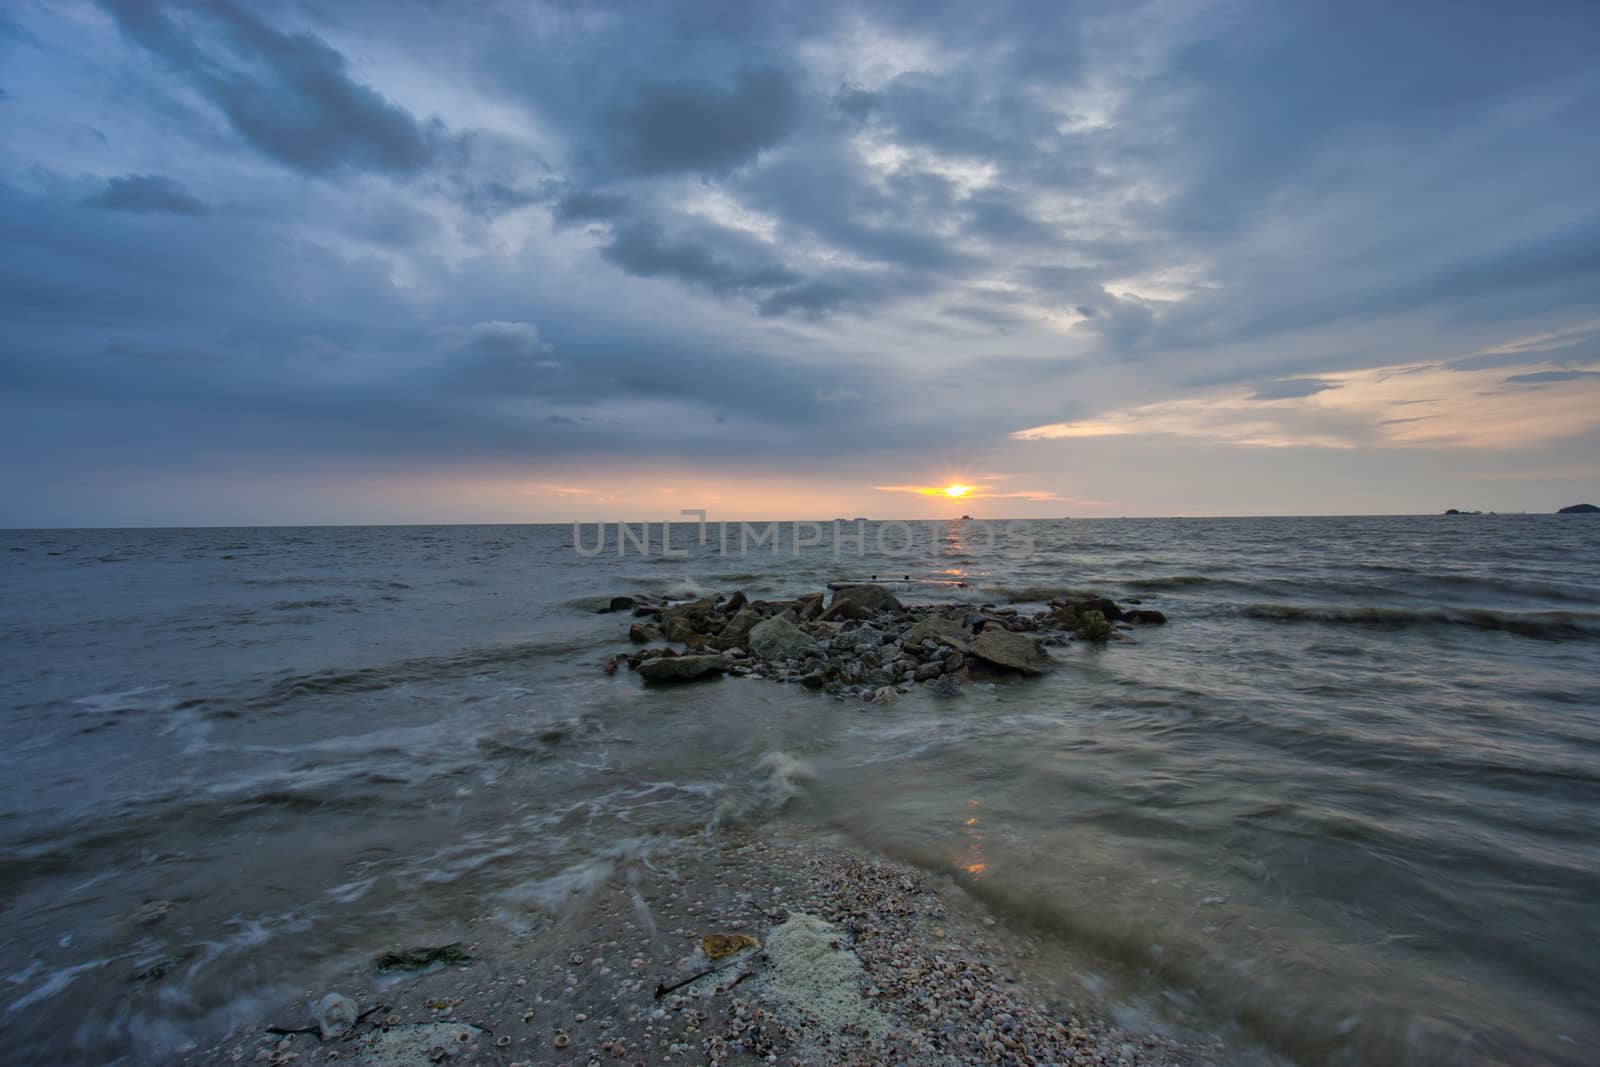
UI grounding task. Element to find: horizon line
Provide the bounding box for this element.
[0,510,1577,532]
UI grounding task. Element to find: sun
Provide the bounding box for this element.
[942,484,974,499]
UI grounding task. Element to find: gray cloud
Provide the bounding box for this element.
[343,197,439,247]
[451,180,541,218]
[1251,378,1338,401]
[462,320,552,357]
[604,65,800,176]
[103,0,439,176]
[600,220,799,297]
[939,304,1027,331]
[82,173,206,215]
[1503,370,1600,386]
[758,279,851,319]
[551,189,630,225]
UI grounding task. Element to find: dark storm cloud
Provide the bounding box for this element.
[82,173,206,215]
[552,189,630,225]
[1139,3,1596,239]
[735,139,975,274]
[342,197,439,247]
[962,189,1048,244]
[605,65,801,176]
[837,70,1061,172]
[0,181,926,473]
[102,0,439,176]
[450,180,542,219]
[939,304,1028,331]
[757,279,851,319]
[599,220,799,296]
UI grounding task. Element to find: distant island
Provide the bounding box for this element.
[1443,508,1483,515]
[1558,503,1599,514]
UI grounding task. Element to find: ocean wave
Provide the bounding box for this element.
[475,717,598,760]
[236,576,411,590]
[710,749,816,828]
[1124,574,1215,590]
[496,836,670,915]
[1237,602,1600,639]
[268,596,361,611]
[614,576,727,601]
[224,635,608,710]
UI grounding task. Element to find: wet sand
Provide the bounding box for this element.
[183,830,1256,1067]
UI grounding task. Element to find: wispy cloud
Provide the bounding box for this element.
[523,483,595,497]
[1014,350,1600,451]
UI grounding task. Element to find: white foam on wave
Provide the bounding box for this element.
[495,835,672,917]
[184,911,314,983]
[73,685,173,715]
[6,958,111,1014]
[709,749,817,829]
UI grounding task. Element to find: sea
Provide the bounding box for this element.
[1,516,1597,1065]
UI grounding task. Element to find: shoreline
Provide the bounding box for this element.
[181,829,1252,1067]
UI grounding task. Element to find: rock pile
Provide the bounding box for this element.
[607,585,1166,701]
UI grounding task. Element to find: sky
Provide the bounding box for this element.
[2,0,1598,526]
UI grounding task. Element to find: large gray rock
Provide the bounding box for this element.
[748,615,819,661]
[663,615,703,643]
[1063,597,1125,623]
[796,592,826,620]
[903,614,970,645]
[661,596,719,631]
[1124,608,1167,625]
[636,654,726,683]
[936,631,975,655]
[833,624,883,653]
[712,607,762,648]
[822,584,904,620]
[972,629,1056,674]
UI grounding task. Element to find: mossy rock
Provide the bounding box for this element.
[700,932,760,960]
[375,942,470,973]
[1077,609,1112,643]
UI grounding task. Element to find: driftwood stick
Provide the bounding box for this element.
[655,966,717,999]
[749,899,787,922]
[657,950,771,999]
[345,1003,389,1039]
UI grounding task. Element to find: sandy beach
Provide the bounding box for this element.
[184,830,1246,1067]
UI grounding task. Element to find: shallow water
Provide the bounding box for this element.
[1,517,1597,1064]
